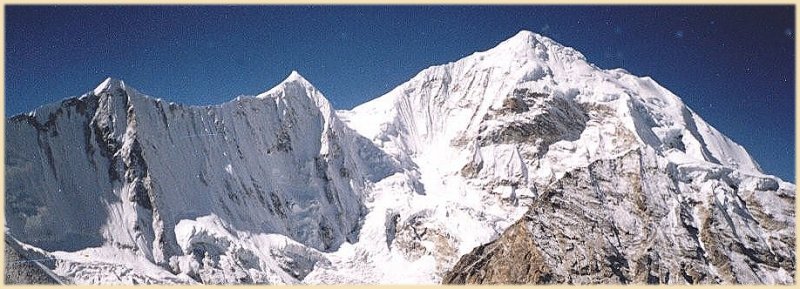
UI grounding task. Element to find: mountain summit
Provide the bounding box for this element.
[93,77,126,95]
[5,31,794,285]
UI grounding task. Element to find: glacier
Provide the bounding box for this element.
[4,30,794,284]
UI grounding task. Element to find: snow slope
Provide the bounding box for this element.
[4,30,794,284]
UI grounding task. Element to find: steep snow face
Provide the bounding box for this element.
[5,73,398,284]
[345,30,762,178]
[338,30,792,284]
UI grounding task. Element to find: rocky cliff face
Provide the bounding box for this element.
[443,149,794,284]
[4,235,65,284]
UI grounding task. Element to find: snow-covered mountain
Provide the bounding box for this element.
[338,30,793,284]
[4,31,794,284]
[5,72,399,284]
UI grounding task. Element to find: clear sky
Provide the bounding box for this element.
[5,5,795,181]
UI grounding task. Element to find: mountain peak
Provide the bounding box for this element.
[286,70,304,81]
[257,71,335,113]
[93,77,126,95]
[510,30,539,41]
[493,30,542,51]
[259,70,317,98]
[281,70,314,88]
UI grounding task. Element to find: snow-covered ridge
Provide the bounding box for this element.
[6,71,400,283]
[344,30,763,180]
[5,30,793,284]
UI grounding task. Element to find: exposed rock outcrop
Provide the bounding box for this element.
[444,150,795,284]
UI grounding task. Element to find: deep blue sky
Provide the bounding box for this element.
[5,5,795,181]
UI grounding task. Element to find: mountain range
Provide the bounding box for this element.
[4,30,794,284]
